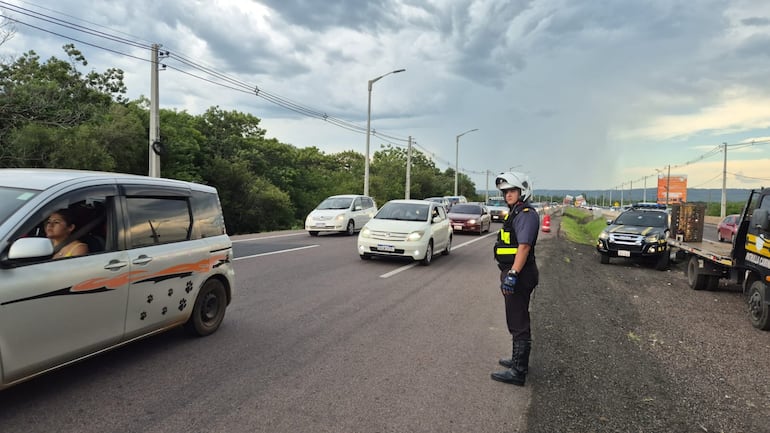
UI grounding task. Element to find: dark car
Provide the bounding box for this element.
[596,205,670,270]
[448,203,491,235]
[717,214,740,242]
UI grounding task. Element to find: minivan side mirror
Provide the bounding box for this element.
[8,237,54,260]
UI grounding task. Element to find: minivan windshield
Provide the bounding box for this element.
[317,197,353,210]
[0,186,39,225]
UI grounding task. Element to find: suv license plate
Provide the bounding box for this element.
[377,244,395,252]
[618,250,630,257]
[453,225,463,230]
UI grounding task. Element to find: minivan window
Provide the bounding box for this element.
[126,197,191,248]
[191,191,227,238]
[0,187,39,225]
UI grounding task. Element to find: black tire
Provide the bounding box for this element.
[706,275,720,291]
[655,252,669,271]
[309,231,319,237]
[360,253,372,260]
[686,255,709,290]
[420,240,433,266]
[442,235,452,256]
[346,220,355,236]
[600,253,610,264]
[747,280,770,330]
[184,279,227,337]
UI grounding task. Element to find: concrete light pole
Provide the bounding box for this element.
[364,68,406,197]
[454,128,478,195]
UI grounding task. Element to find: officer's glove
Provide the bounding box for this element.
[500,271,517,295]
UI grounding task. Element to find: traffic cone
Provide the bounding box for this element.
[541,214,551,232]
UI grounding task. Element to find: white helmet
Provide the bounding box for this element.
[495,171,532,202]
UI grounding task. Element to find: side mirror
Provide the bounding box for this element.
[751,208,769,231]
[606,219,613,225]
[8,237,54,260]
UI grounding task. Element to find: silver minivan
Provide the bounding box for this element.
[0,169,235,390]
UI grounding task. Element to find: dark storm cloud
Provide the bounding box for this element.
[742,17,770,27]
[257,0,400,32]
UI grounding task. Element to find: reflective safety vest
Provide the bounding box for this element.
[494,203,535,265]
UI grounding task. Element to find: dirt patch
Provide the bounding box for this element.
[524,217,770,432]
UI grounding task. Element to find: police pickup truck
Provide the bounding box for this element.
[596,203,670,271]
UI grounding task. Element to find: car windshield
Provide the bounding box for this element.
[615,211,667,227]
[317,197,353,210]
[487,199,506,207]
[0,186,39,225]
[450,204,481,214]
[376,203,430,222]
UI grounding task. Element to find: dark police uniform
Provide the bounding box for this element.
[494,201,539,341]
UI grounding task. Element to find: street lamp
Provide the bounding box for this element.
[364,68,406,197]
[454,128,478,196]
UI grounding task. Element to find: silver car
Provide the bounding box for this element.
[0,169,235,390]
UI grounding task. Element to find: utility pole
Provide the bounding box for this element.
[485,170,490,204]
[666,164,671,206]
[148,44,161,177]
[721,142,727,218]
[405,136,412,199]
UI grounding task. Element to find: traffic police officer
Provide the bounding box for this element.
[491,171,539,386]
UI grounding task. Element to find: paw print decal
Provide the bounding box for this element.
[178,298,187,311]
[168,288,174,297]
[140,311,147,320]
[147,295,154,303]
[162,306,168,315]
[185,281,193,293]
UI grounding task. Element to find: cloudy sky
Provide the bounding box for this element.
[2,0,770,192]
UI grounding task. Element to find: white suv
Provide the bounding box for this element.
[305,194,377,236]
[0,169,235,390]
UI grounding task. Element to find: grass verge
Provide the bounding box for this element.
[560,208,607,246]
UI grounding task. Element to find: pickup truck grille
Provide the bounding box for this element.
[609,233,643,246]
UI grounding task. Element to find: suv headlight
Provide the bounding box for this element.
[645,233,660,243]
[598,231,609,240]
[407,230,424,241]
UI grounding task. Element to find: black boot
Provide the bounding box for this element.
[491,340,531,386]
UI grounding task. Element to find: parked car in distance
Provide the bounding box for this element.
[0,168,235,391]
[486,197,509,222]
[424,196,450,211]
[305,194,377,236]
[448,203,492,234]
[717,214,740,242]
[357,199,452,266]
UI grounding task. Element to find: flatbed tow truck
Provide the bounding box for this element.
[667,188,770,330]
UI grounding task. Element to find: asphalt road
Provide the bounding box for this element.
[0,226,537,433]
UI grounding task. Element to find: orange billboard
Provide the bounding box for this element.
[657,175,687,204]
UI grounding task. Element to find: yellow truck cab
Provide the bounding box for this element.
[0,169,235,390]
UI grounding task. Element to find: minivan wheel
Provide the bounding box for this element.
[184,279,227,337]
[420,241,433,266]
[346,220,355,236]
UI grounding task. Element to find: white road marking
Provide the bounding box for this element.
[234,244,319,261]
[379,232,496,278]
[231,232,307,243]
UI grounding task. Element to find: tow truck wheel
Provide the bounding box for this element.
[600,253,609,264]
[686,256,709,290]
[747,281,770,330]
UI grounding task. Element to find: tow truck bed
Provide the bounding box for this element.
[668,238,734,267]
